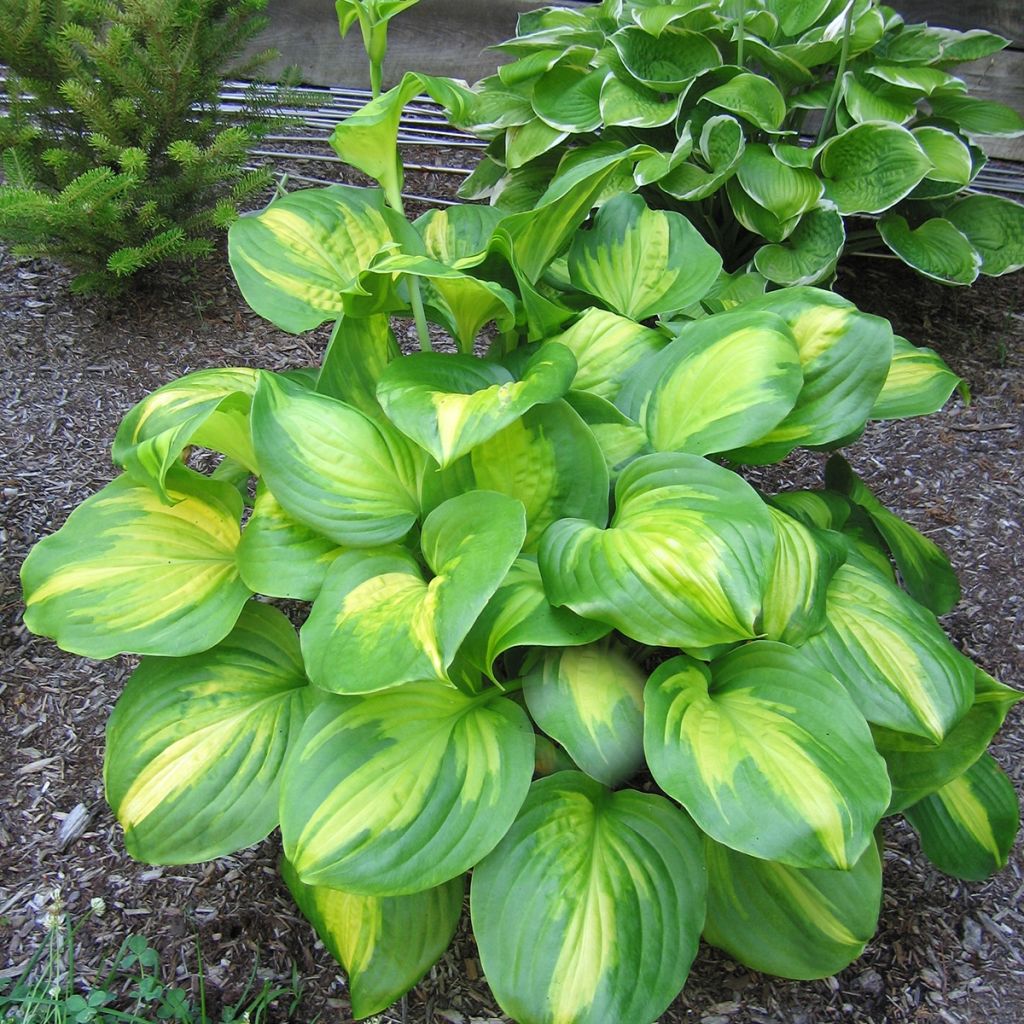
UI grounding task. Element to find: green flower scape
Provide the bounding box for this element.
[20,2,1023,1022]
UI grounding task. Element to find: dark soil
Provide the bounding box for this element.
[1,204,1023,1023]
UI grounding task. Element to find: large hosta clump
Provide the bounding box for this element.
[22,102,1020,1024]
[453,0,1024,287]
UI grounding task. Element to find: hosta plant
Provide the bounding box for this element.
[450,0,1024,287]
[22,79,1021,1024]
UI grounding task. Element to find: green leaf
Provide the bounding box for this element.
[301,491,526,692]
[113,369,258,496]
[251,372,422,547]
[929,94,1024,138]
[825,454,960,615]
[726,288,893,463]
[376,345,576,466]
[22,469,250,659]
[703,836,882,980]
[912,126,973,185]
[471,772,706,1024]
[524,643,646,786]
[415,204,504,265]
[870,335,963,421]
[772,0,833,36]
[532,64,607,132]
[877,214,980,285]
[550,307,667,401]
[599,73,685,129]
[105,603,311,863]
[237,484,344,601]
[609,26,722,92]
[725,177,801,243]
[659,115,746,201]
[935,28,1010,63]
[615,309,803,456]
[736,144,824,222]
[567,193,722,320]
[460,556,610,681]
[754,205,845,286]
[875,668,1022,813]
[904,754,1019,881]
[564,391,653,480]
[946,194,1024,276]
[539,452,774,649]
[228,186,411,333]
[316,314,399,417]
[819,123,931,214]
[281,858,463,1020]
[644,643,890,869]
[700,73,787,131]
[280,682,534,894]
[841,72,917,125]
[506,117,570,169]
[799,560,975,742]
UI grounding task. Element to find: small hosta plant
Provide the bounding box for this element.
[0,0,291,293]
[22,70,1021,1024]
[451,0,1024,287]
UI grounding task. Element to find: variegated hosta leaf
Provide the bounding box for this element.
[471,772,707,1024]
[725,177,801,244]
[701,72,787,131]
[301,491,526,692]
[281,858,463,1020]
[564,391,653,480]
[946,194,1024,277]
[460,556,611,681]
[316,314,399,418]
[280,682,535,894]
[644,643,890,869]
[376,345,576,466]
[929,94,1024,138]
[825,454,960,615]
[736,143,823,222]
[524,643,646,786]
[567,193,722,321]
[540,452,775,649]
[599,72,685,129]
[877,214,981,286]
[659,115,745,201]
[251,372,422,547]
[609,25,722,91]
[870,335,963,422]
[550,307,667,401]
[21,469,250,659]
[105,603,311,863]
[774,0,832,36]
[112,368,258,496]
[415,204,504,266]
[754,205,845,287]
[875,669,1022,814]
[912,126,973,186]
[818,123,931,214]
[703,836,882,980]
[799,559,975,742]
[904,754,1019,881]
[532,63,607,132]
[614,309,803,456]
[237,485,344,601]
[228,185,413,333]
[727,288,894,463]
[762,506,846,645]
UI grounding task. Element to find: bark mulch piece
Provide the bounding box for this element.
[1,238,1022,1024]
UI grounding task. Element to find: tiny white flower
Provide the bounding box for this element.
[90,897,106,917]
[41,910,60,932]
[47,984,60,998]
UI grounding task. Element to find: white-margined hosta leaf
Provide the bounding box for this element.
[840,72,917,125]
[228,186,414,333]
[599,72,685,129]
[904,754,1019,881]
[818,122,932,214]
[754,204,845,286]
[376,345,576,466]
[825,454,960,615]
[659,115,745,201]
[726,288,894,463]
[912,127,973,185]
[567,193,722,321]
[700,72,787,131]
[539,452,775,649]
[105,603,312,863]
[703,836,882,980]
[870,335,964,422]
[609,25,722,91]
[471,772,707,1024]
[761,506,846,645]
[614,309,803,456]
[251,372,423,547]
[237,485,344,601]
[281,858,463,1020]
[799,559,975,742]
[280,682,534,894]
[929,94,1024,138]
[877,214,981,285]
[550,307,667,401]
[524,643,646,786]
[875,668,1021,814]
[316,314,399,417]
[21,468,250,659]
[946,194,1024,276]
[644,643,890,869]
[564,391,653,480]
[113,368,258,496]
[460,556,611,682]
[506,117,570,169]
[725,178,801,244]
[774,0,832,36]
[532,64,608,133]
[301,491,526,692]
[736,144,823,222]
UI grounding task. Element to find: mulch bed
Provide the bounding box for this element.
[1,190,1022,1024]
